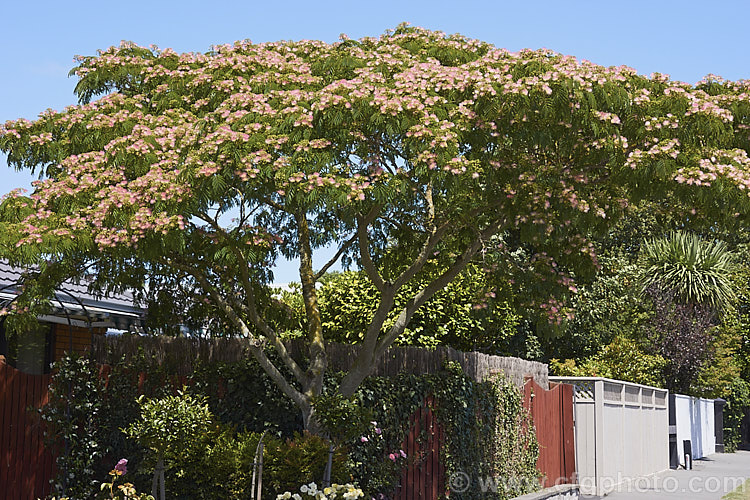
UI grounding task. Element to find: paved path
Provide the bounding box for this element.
[585,451,750,499]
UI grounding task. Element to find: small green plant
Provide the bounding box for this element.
[312,392,372,444]
[124,391,214,500]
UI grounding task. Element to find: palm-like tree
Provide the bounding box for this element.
[640,232,737,394]
[640,231,737,313]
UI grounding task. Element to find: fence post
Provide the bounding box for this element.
[251,430,267,500]
[593,379,605,497]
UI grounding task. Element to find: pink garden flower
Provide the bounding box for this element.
[114,458,128,475]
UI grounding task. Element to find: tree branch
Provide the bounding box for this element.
[375,221,504,358]
[165,259,307,407]
[295,211,327,397]
[356,205,385,292]
[314,233,356,281]
[391,220,451,292]
[338,219,505,397]
[193,213,307,386]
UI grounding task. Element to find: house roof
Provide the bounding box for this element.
[0,261,145,331]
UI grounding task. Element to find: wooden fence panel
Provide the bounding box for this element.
[0,360,54,500]
[93,336,550,389]
[523,379,576,488]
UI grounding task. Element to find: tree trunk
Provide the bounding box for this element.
[152,454,165,500]
[296,212,327,418]
[300,399,324,435]
[339,361,374,398]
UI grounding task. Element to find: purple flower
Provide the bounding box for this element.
[360,436,369,443]
[114,458,128,475]
[375,427,382,435]
[399,449,407,458]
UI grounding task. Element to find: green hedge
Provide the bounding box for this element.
[41,350,539,499]
[724,377,750,453]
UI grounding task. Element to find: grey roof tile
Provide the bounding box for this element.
[0,260,145,329]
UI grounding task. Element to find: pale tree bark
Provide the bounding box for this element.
[295,211,328,432]
[338,220,502,397]
[178,206,501,431]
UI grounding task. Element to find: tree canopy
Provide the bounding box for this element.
[4,25,750,426]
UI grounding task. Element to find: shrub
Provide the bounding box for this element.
[43,353,539,499]
[550,336,668,388]
[724,378,750,453]
[203,430,351,500]
[40,354,107,499]
[191,358,302,436]
[124,391,216,500]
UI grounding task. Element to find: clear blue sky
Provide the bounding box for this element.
[2,0,750,281]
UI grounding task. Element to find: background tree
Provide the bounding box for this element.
[4,26,750,428]
[639,233,738,393]
[644,286,717,393]
[314,267,521,353]
[549,336,667,388]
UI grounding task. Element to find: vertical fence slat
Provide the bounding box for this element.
[39,374,53,499]
[406,414,418,500]
[0,366,7,500]
[21,375,34,498]
[562,383,575,483]
[33,373,44,498]
[417,404,422,500]
[16,371,29,500]
[0,363,11,499]
[428,405,435,499]
[8,368,22,500]
[523,379,576,488]
[2,374,9,500]
[432,398,440,499]
[31,372,46,498]
[0,362,56,500]
[438,414,445,497]
[14,370,26,500]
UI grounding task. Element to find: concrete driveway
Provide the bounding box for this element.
[584,450,750,499]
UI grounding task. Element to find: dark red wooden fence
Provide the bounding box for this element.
[523,379,575,487]
[0,359,55,500]
[396,396,445,499]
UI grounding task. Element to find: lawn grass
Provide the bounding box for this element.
[723,479,750,500]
